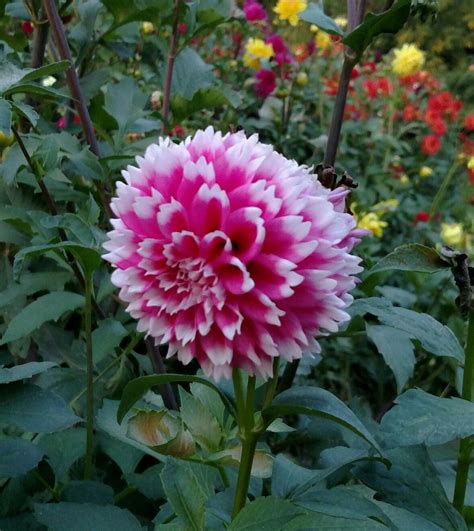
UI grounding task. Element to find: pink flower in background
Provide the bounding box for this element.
[104,127,364,380]
[266,34,291,66]
[254,69,276,98]
[243,0,267,22]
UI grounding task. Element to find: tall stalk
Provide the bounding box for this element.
[453,307,474,513]
[83,273,94,480]
[231,372,257,518]
[162,0,182,132]
[323,0,366,167]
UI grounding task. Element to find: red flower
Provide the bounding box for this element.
[362,78,391,99]
[351,67,359,79]
[421,135,441,156]
[323,77,338,96]
[266,35,291,66]
[463,114,474,132]
[254,69,276,98]
[415,211,430,223]
[21,21,34,34]
[362,61,377,73]
[171,125,185,136]
[293,43,309,63]
[178,23,187,34]
[403,103,419,122]
[429,119,447,136]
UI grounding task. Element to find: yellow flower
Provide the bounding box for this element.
[467,156,474,170]
[391,44,425,76]
[357,213,388,238]
[274,0,307,26]
[310,24,319,33]
[373,198,399,214]
[243,38,273,69]
[419,166,433,178]
[142,21,155,34]
[400,173,410,185]
[334,16,347,28]
[315,31,331,50]
[440,223,464,248]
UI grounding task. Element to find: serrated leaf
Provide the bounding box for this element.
[228,497,306,530]
[171,86,239,122]
[380,389,474,447]
[14,242,101,279]
[351,297,464,363]
[170,48,215,101]
[343,0,411,56]
[34,502,142,531]
[0,291,84,345]
[369,244,449,275]
[263,386,381,453]
[117,374,236,423]
[0,98,12,135]
[10,101,39,127]
[160,460,208,531]
[0,361,56,384]
[179,387,222,452]
[0,383,80,433]
[366,324,415,392]
[0,438,44,478]
[299,3,343,35]
[354,446,466,531]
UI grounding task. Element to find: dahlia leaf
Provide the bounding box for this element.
[366,324,415,392]
[227,497,306,530]
[272,451,389,499]
[0,438,44,478]
[343,0,411,57]
[379,389,474,447]
[0,383,80,433]
[14,242,101,280]
[34,502,142,531]
[117,374,237,423]
[353,446,467,531]
[179,387,222,452]
[369,244,449,275]
[0,291,85,345]
[0,98,12,135]
[160,460,207,531]
[292,486,393,528]
[0,361,56,384]
[351,297,464,363]
[299,3,343,36]
[263,386,382,453]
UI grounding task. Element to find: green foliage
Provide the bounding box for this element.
[0,0,471,528]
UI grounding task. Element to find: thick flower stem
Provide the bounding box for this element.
[231,370,259,519]
[453,306,474,514]
[83,273,94,480]
[231,433,257,518]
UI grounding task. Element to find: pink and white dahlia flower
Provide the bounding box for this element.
[104,127,364,380]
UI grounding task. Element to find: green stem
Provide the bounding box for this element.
[231,369,259,519]
[69,333,142,408]
[262,358,280,411]
[430,160,460,218]
[453,307,474,514]
[114,484,137,504]
[84,273,94,480]
[231,433,257,519]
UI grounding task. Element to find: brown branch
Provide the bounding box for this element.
[162,0,182,132]
[11,126,105,319]
[42,0,99,156]
[323,0,367,168]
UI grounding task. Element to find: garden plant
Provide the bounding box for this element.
[0,0,473,529]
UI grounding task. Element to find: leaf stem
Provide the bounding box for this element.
[430,160,460,218]
[83,272,94,480]
[453,306,474,514]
